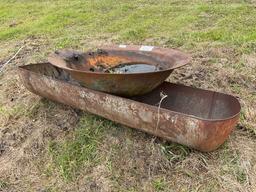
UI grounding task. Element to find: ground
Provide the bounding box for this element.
[0,0,256,191]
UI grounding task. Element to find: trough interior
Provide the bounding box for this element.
[22,63,240,120]
[132,83,240,120]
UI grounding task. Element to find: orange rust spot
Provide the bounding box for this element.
[87,56,130,67]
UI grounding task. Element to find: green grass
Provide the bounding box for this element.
[0,98,54,122]
[0,104,27,120]
[0,180,8,190]
[48,114,111,180]
[0,0,255,51]
[152,178,167,191]
[219,145,247,184]
[161,143,191,163]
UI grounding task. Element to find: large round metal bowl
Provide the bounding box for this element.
[48,45,191,97]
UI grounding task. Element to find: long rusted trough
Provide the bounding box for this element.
[18,63,241,152]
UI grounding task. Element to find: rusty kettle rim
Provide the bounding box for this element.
[48,45,191,75]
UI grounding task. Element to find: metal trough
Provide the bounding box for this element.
[18,63,241,152]
[48,45,191,96]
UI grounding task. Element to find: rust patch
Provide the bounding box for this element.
[86,55,129,68]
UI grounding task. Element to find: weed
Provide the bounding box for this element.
[0,180,8,190]
[152,178,167,191]
[161,143,191,164]
[0,104,27,121]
